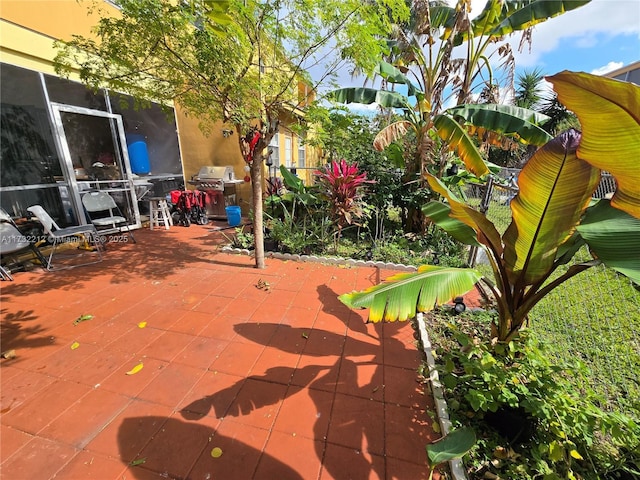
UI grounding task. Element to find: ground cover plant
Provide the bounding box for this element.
[422,308,640,479]
[470,242,640,422]
[338,71,640,478]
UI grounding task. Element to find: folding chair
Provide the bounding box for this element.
[82,191,136,243]
[0,209,48,280]
[26,205,103,271]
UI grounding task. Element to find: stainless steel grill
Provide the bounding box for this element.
[188,166,243,218]
[188,166,237,191]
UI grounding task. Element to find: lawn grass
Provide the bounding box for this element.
[529,260,640,417]
[475,248,640,419]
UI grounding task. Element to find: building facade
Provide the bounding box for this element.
[0,0,317,229]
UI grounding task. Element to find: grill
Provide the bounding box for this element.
[188,166,243,218]
[188,166,236,191]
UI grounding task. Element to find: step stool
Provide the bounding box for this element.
[149,197,173,230]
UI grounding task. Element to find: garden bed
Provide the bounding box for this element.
[417,308,640,480]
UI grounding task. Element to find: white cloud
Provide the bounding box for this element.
[591,61,625,75]
[509,0,640,67]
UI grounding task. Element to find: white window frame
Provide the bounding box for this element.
[284,133,292,168]
[297,133,306,168]
[269,133,280,168]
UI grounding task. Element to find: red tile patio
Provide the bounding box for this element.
[0,220,475,479]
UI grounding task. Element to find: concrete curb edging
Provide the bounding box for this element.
[417,312,468,480]
[220,246,419,272]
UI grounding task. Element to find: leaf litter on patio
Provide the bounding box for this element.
[211,447,223,458]
[73,314,94,326]
[126,362,144,375]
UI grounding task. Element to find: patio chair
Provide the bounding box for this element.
[82,191,136,243]
[26,205,103,271]
[0,208,48,280]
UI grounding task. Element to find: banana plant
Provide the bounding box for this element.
[330,62,552,179]
[439,0,591,105]
[339,71,640,344]
[330,0,589,180]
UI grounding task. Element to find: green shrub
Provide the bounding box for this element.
[223,227,254,249]
[428,310,640,479]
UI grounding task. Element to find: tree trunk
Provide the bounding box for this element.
[251,154,265,269]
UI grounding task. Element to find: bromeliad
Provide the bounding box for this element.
[315,159,373,234]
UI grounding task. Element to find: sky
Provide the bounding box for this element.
[320,0,640,108]
[504,0,640,77]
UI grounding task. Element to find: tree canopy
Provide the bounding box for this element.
[54,0,409,267]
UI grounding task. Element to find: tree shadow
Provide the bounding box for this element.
[316,283,374,337]
[0,308,54,358]
[118,416,305,479]
[167,322,421,480]
[0,225,250,299]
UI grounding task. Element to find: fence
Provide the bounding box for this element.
[463,169,640,415]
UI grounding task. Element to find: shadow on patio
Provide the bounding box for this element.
[1,221,443,479]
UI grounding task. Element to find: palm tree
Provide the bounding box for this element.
[514,67,545,109]
[537,92,579,136]
[488,67,546,167]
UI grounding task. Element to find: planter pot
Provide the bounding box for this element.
[264,238,279,252]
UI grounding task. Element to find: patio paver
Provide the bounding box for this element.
[0,221,465,479]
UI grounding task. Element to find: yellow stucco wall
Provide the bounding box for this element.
[1,0,320,214]
[175,106,252,209]
[0,0,108,41]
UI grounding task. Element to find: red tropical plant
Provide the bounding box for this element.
[315,159,373,236]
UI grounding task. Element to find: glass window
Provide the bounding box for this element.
[269,133,280,168]
[284,133,292,168]
[109,93,182,175]
[1,64,61,187]
[297,134,306,168]
[44,74,107,110]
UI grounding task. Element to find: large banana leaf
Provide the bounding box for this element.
[502,129,600,285]
[456,0,590,43]
[466,0,508,40]
[577,199,640,284]
[426,175,503,257]
[373,120,413,151]
[433,114,490,177]
[328,88,410,109]
[422,201,481,247]
[490,0,591,37]
[429,5,456,30]
[548,71,640,219]
[446,104,552,146]
[374,61,421,97]
[338,265,481,322]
